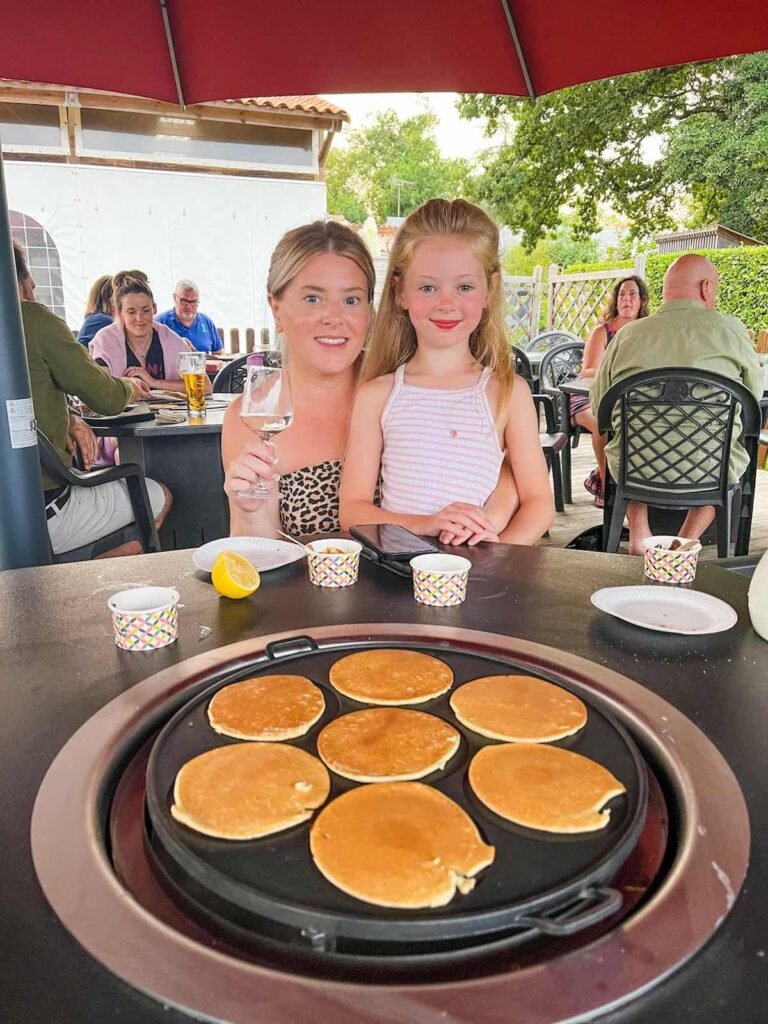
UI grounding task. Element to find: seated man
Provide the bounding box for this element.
[156,278,223,355]
[14,241,172,558]
[591,253,763,554]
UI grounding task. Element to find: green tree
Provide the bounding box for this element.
[325,110,471,223]
[459,53,768,248]
[502,220,599,275]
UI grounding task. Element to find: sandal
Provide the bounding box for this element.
[584,469,601,497]
[593,493,605,509]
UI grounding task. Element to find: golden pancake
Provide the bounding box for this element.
[469,743,626,834]
[171,743,330,840]
[450,674,587,742]
[328,649,453,705]
[310,782,494,908]
[317,709,460,782]
[208,674,325,741]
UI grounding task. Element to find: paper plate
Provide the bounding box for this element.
[590,585,737,635]
[193,536,305,574]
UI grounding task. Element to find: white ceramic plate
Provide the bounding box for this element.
[590,585,737,635]
[193,536,305,574]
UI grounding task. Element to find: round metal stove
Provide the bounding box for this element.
[30,624,750,1024]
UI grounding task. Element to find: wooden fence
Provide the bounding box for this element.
[546,256,647,336]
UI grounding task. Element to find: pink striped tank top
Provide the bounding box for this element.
[380,364,504,515]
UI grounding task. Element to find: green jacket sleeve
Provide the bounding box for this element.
[39,314,132,414]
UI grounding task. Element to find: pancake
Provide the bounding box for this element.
[317,708,460,782]
[328,649,453,705]
[450,674,587,742]
[310,782,495,908]
[469,743,626,834]
[171,743,330,840]
[208,674,325,741]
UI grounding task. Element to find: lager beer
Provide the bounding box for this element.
[177,351,207,416]
[183,370,207,414]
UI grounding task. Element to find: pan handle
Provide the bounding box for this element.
[265,635,319,660]
[514,886,623,936]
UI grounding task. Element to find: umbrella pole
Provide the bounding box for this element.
[0,143,52,570]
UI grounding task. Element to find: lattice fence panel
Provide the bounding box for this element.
[503,271,542,346]
[547,259,646,337]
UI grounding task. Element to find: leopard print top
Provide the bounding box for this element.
[279,459,342,538]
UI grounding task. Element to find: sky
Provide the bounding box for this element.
[321,92,503,160]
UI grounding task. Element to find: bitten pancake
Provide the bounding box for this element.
[317,708,460,782]
[208,674,325,741]
[469,744,625,834]
[450,674,587,742]
[171,743,330,840]
[310,782,495,908]
[328,649,453,705]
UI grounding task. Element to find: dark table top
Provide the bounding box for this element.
[1,544,767,1023]
[90,403,231,438]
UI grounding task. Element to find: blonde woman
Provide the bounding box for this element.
[340,198,553,545]
[222,221,375,538]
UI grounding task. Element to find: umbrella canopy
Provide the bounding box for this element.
[3,0,768,103]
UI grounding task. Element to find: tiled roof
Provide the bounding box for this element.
[225,96,349,119]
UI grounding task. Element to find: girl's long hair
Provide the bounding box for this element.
[363,198,514,416]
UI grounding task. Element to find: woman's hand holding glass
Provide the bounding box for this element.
[224,438,280,511]
[236,367,294,499]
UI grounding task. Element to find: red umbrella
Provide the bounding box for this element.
[2,0,768,103]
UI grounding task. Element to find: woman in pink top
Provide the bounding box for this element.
[90,272,210,395]
[340,199,554,546]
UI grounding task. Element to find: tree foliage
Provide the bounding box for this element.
[458,53,768,248]
[325,110,471,223]
[502,220,599,275]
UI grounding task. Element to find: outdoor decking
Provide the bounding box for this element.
[541,442,768,560]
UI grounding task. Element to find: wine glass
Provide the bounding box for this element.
[237,366,294,499]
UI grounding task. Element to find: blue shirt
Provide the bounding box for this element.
[156,309,222,354]
[77,311,113,346]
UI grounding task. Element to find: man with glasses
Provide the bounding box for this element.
[157,278,223,355]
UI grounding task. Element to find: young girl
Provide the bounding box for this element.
[339,198,554,545]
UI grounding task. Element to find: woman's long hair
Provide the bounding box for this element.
[603,275,650,322]
[84,275,114,317]
[362,199,514,417]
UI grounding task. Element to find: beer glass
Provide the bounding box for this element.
[178,351,207,415]
[236,366,293,498]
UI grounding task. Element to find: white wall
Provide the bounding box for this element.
[5,161,326,340]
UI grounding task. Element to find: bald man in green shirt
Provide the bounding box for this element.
[591,254,763,554]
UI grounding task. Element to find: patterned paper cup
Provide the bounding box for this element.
[642,536,702,585]
[108,586,180,651]
[305,539,362,588]
[410,554,472,607]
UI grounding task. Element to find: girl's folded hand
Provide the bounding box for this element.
[429,503,497,542]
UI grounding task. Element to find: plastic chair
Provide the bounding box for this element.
[538,341,586,503]
[525,330,581,354]
[596,368,762,556]
[533,394,568,512]
[512,345,535,387]
[37,430,161,563]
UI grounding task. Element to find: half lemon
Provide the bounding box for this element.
[211,551,261,599]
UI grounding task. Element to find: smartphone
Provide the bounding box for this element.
[350,524,439,562]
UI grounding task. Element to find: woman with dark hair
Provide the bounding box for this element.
[77,275,115,346]
[573,275,650,506]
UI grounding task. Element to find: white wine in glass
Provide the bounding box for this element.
[237,366,294,499]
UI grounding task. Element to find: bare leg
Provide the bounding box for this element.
[155,483,173,530]
[627,501,652,555]
[574,409,608,487]
[95,484,173,559]
[680,505,716,539]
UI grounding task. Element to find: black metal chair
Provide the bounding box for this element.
[38,430,161,563]
[212,351,282,393]
[538,341,586,503]
[212,355,248,393]
[525,329,581,354]
[596,368,762,556]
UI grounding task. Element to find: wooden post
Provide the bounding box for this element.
[230,328,240,354]
[245,328,255,353]
[546,264,559,330]
[531,265,543,341]
[633,253,647,279]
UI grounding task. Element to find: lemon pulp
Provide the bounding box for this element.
[211,551,260,599]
